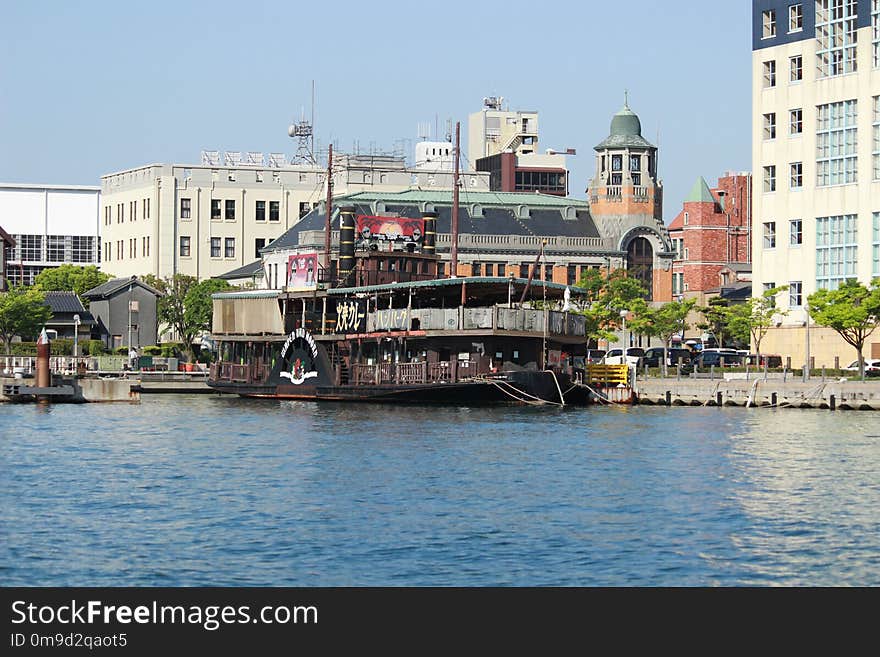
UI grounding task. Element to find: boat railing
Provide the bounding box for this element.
[212,361,269,385]
[349,360,476,386]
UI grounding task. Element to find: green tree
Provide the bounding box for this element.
[727,286,788,360]
[808,279,880,379]
[184,278,233,338]
[696,296,733,348]
[33,265,110,307]
[0,286,52,354]
[574,269,648,345]
[630,298,696,376]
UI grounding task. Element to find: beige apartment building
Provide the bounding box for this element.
[100,149,488,281]
[752,0,880,366]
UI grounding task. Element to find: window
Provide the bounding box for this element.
[683,247,690,260]
[130,200,136,222]
[566,264,575,285]
[116,240,123,260]
[519,263,529,278]
[544,264,554,282]
[255,238,266,258]
[484,263,494,277]
[498,264,506,277]
[764,221,777,248]
[225,200,235,220]
[763,165,776,192]
[104,241,111,262]
[179,236,191,257]
[874,0,880,67]
[19,235,42,261]
[129,238,136,259]
[437,263,445,278]
[790,162,803,188]
[211,199,221,220]
[789,281,803,307]
[210,237,221,258]
[144,198,150,219]
[817,100,858,186]
[790,219,803,245]
[629,154,640,172]
[255,200,266,221]
[763,60,777,87]
[763,282,776,294]
[224,237,235,258]
[874,212,880,276]
[816,0,858,77]
[117,203,123,223]
[611,154,622,171]
[269,201,280,222]
[789,4,803,32]
[816,215,858,289]
[763,9,777,38]
[874,96,880,179]
[71,236,93,263]
[684,211,689,226]
[764,113,777,140]
[790,108,803,135]
[673,272,684,296]
[471,262,481,276]
[790,55,803,82]
[142,236,150,258]
[672,238,684,259]
[299,202,311,218]
[180,198,191,219]
[47,235,65,261]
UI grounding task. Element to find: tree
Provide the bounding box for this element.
[0,286,52,354]
[808,279,880,379]
[34,265,110,307]
[727,286,788,360]
[574,269,648,345]
[696,296,733,348]
[142,274,232,362]
[629,298,696,376]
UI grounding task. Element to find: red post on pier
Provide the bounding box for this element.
[36,327,50,389]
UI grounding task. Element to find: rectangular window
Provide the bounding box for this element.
[672,238,684,259]
[19,234,42,261]
[789,281,803,308]
[873,212,880,276]
[130,200,136,222]
[763,60,777,88]
[144,198,150,219]
[790,55,803,82]
[874,96,880,179]
[211,199,221,220]
[816,0,858,78]
[71,236,93,263]
[180,198,191,219]
[683,247,690,260]
[874,0,880,67]
[789,3,803,32]
[520,263,529,278]
[104,241,111,262]
[790,219,803,245]
[611,154,623,171]
[764,113,777,139]
[255,200,266,221]
[498,263,506,277]
[485,263,495,277]
[817,99,858,186]
[790,108,803,135]
[299,202,311,218]
[255,238,266,258]
[104,206,110,226]
[544,264,554,281]
[269,200,280,222]
[210,237,221,258]
[47,235,65,261]
[225,199,235,220]
[117,240,123,260]
[763,165,776,192]
[142,236,150,258]
[129,238,136,259]
[179,236,191,257]
[764,221,777,249]
[225,237,235,258]
[117,203,123,223]
[437,262,446,278]
[763,281,776,294]
[471,262,481,276]
[790,162,803,188]
[816,214,858,289]
[672,272,684,296]
[763,9,777,38]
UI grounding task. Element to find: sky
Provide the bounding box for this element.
[0,0,753,223]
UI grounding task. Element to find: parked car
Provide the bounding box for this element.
[842,359,880,372]
[741,353,782,368]
[585,349,606,364]
[643,347,693,368]
[602,347,645,367]
[693,350,743,368]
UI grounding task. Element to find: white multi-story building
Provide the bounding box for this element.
[99,148,489,282]
[752,0,880,365]
[0,183,101,286]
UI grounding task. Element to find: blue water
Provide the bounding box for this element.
[1,396,879,586]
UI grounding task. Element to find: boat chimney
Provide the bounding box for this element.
[422,210,437,256]
[338,205,356,285]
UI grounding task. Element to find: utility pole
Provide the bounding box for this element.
[324,143,333,273]
[450,121,460,278]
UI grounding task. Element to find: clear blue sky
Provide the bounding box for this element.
[0,0,752,223]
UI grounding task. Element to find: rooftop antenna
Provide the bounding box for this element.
[287,81,317,164]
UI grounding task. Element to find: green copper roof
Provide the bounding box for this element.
[685,177,715,203]
[594,102,655,151]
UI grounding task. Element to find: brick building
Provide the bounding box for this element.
[668,173,752,301]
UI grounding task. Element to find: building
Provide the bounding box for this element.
[216,260,264,288]
[82,277,162,350]
[42,291,95,346]
[752,0,880,365]
[0,183,101,286]
[668,173,752,302]
[99,149,489,282]
[0,226,14,290]
[587,100,673,301]
[469,97,570,196]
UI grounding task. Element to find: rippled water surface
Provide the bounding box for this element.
[2,396,879,586]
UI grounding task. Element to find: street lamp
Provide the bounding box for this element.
[620,309,629,349]
[73,314,80,359]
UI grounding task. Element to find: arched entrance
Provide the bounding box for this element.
[626,237,653,300]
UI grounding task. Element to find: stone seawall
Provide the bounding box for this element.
[635,378,880,410]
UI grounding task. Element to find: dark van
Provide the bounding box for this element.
[695,350,743,367]
[643,347,693,367]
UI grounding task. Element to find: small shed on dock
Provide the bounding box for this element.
[82,276,162,350]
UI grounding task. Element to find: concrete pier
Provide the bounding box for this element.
[0,375,139,403]
[636,378,880,410]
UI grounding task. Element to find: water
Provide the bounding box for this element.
[2,396,879,586]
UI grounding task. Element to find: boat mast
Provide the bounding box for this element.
[450,121,460,278]
[324,143,333,275]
